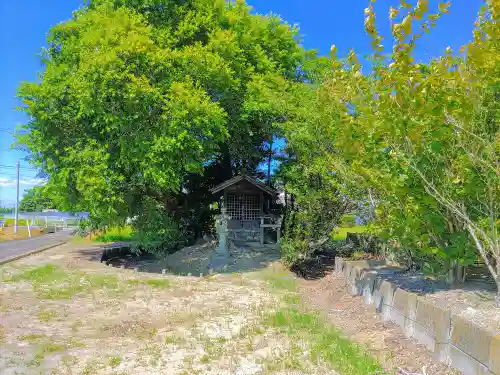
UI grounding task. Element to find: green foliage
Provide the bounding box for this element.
[3,219,28,227]
[331,226,368,241]
[19,186,57,212]
[94,226,134,242]
[339,214,356,228]
[279,1,500,286]
[130,198,182,256]
[16,0,308,247]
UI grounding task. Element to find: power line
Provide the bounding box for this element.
[0,164,39,171]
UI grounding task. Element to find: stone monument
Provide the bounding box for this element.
[211,206,231,270]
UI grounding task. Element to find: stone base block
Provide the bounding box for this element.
[450,345,494,375]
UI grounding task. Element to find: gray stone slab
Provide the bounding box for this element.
[390,288,417,337]
[413,298,451,362]
[451,315,500,374]
[450,345,494,375]
[343,263,353,286]
[359,270,377,305]
[372,279,398,321]
[335,257,345,272]
[348,266,362,296]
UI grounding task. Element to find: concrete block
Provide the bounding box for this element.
[390,288,418,337]
[372,279,398,321]
[359,270,376,305]
[348,266,362,296]
[450,345,494,375]
[451,315,498,369]
[348,259,386,269]
[413,298,451,362]
[335,257,345,273]
[343,263,353,286]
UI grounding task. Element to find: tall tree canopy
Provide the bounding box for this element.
[17,0,308,228]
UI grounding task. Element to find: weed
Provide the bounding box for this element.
[82,359,105,375]
[34,342,66,360]
[19,333,47,343]
[108,355,122,368]
[39,309,58,322]
[199,354,210,363]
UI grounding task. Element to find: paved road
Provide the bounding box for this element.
[0,230,73,263]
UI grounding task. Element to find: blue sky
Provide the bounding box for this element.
[0,0,482,206]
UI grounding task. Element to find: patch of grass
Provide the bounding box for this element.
[82,359,106,375]
[95,226,134,243]
[126,278,170,289]
[261,267,297,292]
[34,342,66,361]
[201,336,226,361]
[19,333,47,343]
[146,279,170,288]
[261,342,309,373]
[331,226,368,241]
[199,354,210,363]
[108,355,122,368]
[265,308,381,375]
[139,343,163,366]
[261,266,381,375]
[5,264,120,299]
[38,308,58,322]
[0,325,6,344]
[61,354,78,368]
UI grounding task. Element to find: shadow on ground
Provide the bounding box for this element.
[77,241,281,276]
[290,250,337,280]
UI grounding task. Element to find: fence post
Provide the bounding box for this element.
[27,220,32,238]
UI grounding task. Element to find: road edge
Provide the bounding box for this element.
[0,241,68,266]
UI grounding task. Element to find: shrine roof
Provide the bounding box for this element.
[210,174,277,196]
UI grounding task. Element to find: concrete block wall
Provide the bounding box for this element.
[336,258,500,375]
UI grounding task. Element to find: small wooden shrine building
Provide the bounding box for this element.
[210,174,281,243]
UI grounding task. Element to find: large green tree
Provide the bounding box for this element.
[19,186,57,212]
[17,0,307,236]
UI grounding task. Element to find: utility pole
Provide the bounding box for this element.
[14,160,20,233]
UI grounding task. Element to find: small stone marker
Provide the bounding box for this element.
[200,273,203,277]
[161,269,167,275]
[134,267,139,273]
[120,265,125,269]
[209,268,214,275]
[187,273,192,277]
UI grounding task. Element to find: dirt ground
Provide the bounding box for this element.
[0,227,44,241]
[1,240,473,375]
[0,242,336,375]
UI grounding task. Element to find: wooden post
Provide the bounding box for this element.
[276,228,281,244]
[260,217,264,245]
